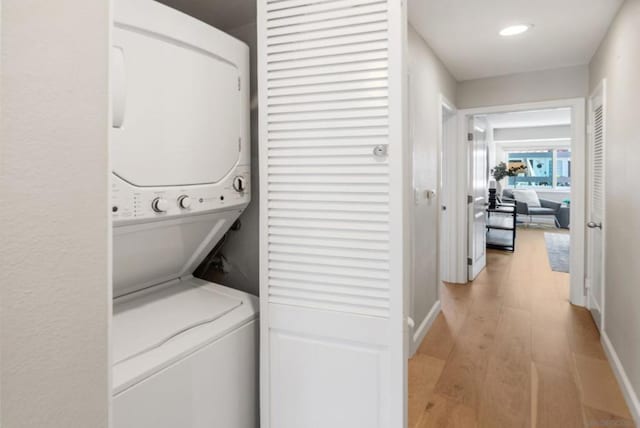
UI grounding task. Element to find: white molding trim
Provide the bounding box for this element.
[601,332,640,425]
[410,301,441,357]
[455,98,586,305]
[495,137,571,144]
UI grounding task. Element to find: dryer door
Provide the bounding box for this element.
[111,25,241,187]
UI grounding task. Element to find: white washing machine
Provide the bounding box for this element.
[110,0,257,426]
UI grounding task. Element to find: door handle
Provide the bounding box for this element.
[587,221,602,229]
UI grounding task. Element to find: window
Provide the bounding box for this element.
[506,148,571,190]
[556,149,571,188]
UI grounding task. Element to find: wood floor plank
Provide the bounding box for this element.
[478,308,532,428]
[566,307,607,360]
[582,405,636,428]
[491,307,532,364]
[408,354,446,428]
[529,273,559,303]
[433,312,498,409]
[532,326,572,373]
[467,292,503,320]
[417,313,461,361]
[410,229,632,428]
[550,271,571,302]
[531,297,570,332]
[417,393,477,428]
[533,362,584,428]
[440,285,471,325]
[501,280,533,312]
[573,353,633,419]
[478,356,531,428]
[433,344,490,409]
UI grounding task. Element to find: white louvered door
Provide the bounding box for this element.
[587,80,606,331]
[258,1,408,427]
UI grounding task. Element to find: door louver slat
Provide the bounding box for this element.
[264,0,392,318]
[592,105,604,213]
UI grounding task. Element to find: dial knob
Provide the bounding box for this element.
[151,197,169,213]
[178,195,192,209]
[233,176,246,193]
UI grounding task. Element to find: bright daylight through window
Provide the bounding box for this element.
[507,149,571,190]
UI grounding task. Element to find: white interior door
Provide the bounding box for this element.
[258,1,408,427]
[439,101,457,283]
[586,81,606,331]
[467,116,488,280]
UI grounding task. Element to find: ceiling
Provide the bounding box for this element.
[408,0,623,81]
[486,108,571,129]
[157,0,255,31]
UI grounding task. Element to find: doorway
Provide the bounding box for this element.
[442,98,586,306]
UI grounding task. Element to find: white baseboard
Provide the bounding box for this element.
[601,331,640,424]
[409,300,441,357]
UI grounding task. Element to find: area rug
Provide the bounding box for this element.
[544,232,570,273]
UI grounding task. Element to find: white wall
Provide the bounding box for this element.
[457,65,589,109]
[407,25,457,352]
[589,0,640,418]
[0,2,110,427]
[493,125,571,141]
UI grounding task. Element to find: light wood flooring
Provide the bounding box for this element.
[409,228,635,428]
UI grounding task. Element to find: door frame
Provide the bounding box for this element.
[449,98,586,306]
[586,79,607,330]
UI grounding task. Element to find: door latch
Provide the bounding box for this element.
[373,144,388,157]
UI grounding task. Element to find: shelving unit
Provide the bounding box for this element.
[486,204,516,252]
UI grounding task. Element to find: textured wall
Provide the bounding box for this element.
[589,0,640,412]
[0,1,110,427]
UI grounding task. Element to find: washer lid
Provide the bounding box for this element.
[111,24,241,187]
[113,281,242,365]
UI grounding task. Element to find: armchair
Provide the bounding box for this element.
[502,189,561,226]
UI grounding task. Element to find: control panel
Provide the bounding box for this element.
[111,165,250,224]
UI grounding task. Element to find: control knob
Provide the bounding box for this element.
[151,197,169,213]
[233,176,246,193]
[178,195,192,209]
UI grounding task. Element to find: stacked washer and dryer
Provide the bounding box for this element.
[110,0,258,426]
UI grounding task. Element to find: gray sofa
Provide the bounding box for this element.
[502,189,561,226]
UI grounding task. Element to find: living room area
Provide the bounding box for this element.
[485,108,573,274]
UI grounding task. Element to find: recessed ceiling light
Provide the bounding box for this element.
[499,24,532,37]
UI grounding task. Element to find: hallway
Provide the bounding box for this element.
[409,228,634,427]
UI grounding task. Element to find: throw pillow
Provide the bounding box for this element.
[512,189,541,207]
